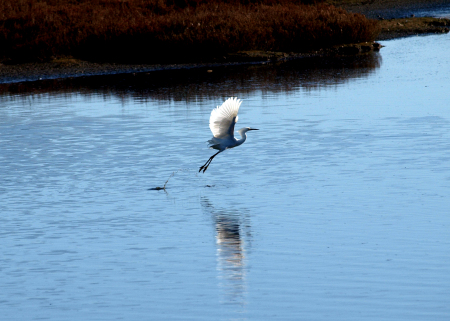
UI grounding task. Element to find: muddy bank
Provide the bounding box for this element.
[0,0,449,84]
[0,42,385,84]
[378,16,450,40]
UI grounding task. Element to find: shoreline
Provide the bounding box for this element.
[0,42,382,84]
[1,0,449,84]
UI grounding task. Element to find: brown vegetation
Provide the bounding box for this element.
[0,0,380,64]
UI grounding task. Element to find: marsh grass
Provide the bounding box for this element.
[0,0,380,63]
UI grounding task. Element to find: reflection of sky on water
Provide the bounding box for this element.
[201,197,251,306]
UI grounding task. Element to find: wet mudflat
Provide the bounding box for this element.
[1,33,449,320]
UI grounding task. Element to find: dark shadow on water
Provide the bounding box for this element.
[200,197,252,306]
[0,53,381,102]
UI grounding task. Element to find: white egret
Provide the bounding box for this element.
[199,97,258,173]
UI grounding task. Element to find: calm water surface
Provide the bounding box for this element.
[1,34,450,320]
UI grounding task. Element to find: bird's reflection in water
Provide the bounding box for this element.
[201,197,251,306]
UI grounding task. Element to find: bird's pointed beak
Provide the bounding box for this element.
[249,128,259,131]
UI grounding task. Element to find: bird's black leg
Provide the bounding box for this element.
[199,151,221,173]
[199,157,212,173]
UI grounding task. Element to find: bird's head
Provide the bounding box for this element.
[239,127,259,134]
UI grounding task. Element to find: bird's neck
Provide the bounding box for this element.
[236,131,247,146]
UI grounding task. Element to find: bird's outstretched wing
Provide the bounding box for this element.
[209,97,242,138]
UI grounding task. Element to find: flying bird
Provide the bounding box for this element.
[199,97,258,173]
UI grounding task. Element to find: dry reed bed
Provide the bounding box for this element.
[0,0,380,63]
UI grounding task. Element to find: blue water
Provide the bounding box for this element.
[416,3,450,18]
[1,33,450,321]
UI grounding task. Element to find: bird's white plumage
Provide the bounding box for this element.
[209,97,241,138]
[199,97,258,173]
